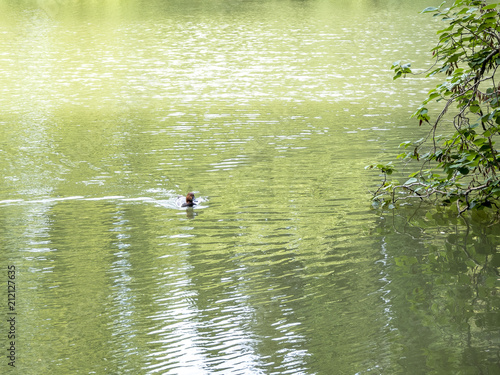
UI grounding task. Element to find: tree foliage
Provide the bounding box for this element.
[369,0,500,214]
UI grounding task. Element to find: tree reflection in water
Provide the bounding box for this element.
[373,204,499,374]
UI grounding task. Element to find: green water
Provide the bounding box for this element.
[0,0,498,374]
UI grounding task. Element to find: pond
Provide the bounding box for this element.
[0,0,498,374]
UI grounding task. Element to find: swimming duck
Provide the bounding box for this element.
[178,192,196,207]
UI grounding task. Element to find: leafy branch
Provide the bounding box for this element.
[369,0,500,213]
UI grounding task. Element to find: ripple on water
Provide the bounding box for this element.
[0,1,459,374]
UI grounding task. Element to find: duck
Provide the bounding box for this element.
[177,192,196,207]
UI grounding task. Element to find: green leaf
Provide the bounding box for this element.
[437,24,454,33]
[428,92,440,101]
[405,178,418,184]
[391,60,401,69]
[483,4,498,11]
[485,276,497,288]
[473,137,486,146]
[422,6,439,13]
[458,167,469,175]
[470,104,481,113]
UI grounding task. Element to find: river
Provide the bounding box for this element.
[0,0,498,374]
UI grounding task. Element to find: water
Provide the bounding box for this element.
[0,0,498,374]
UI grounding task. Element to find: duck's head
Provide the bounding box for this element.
[186,192,195,204]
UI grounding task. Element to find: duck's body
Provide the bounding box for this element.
[177,192,196,207]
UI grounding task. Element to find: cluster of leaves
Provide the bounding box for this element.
[369,0,500,214]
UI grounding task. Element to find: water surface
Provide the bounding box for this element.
[0,0,498,374]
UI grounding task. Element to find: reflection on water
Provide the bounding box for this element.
[373,207,500,373]
[0,0,498,374]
